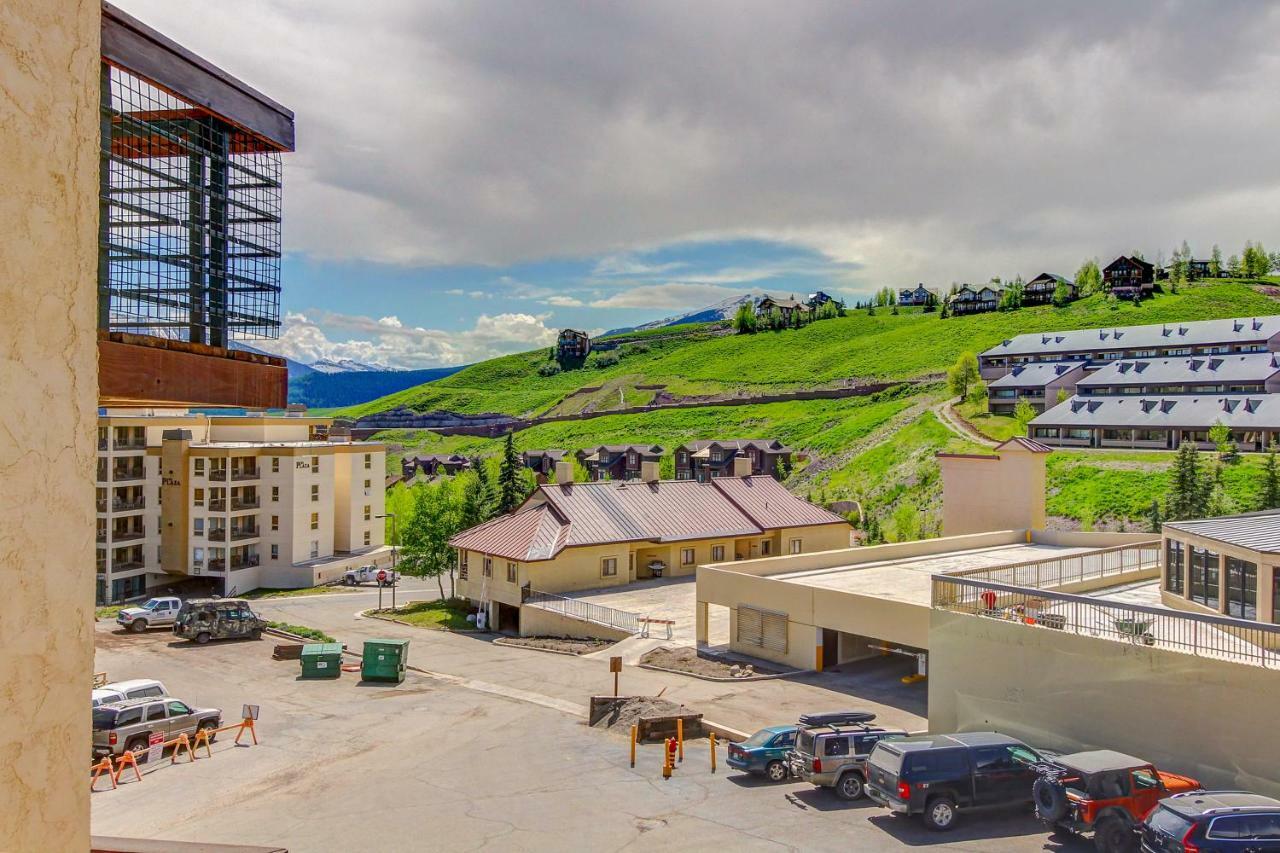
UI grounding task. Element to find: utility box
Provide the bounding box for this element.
[300,642,343,679]
[361,639,408,683]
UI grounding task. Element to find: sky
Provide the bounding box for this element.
[120,1,1280,369]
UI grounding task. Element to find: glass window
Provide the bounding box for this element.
[507,562,517,583]
[1165,540,1185,594]
[166,700,191,716]
[363,530,371,546]
[711,545,725,562]
[681,548,695,566]
[193,518,204,536]
[761,540,771,556]
[115,708,142,726]
[364,453,372,469]
[194,488,204,507]
[483,558,492,577]
[145,704,166,722]
[1132,768,1160,790]
[271,457,279,473]
[822,737,850,757]
[271,486,279,502]
[311,484,320,502]
[790,538,802,555]
[601,557,617,577]
[194,458,205,475]
[773,732,796,748]
[270,544,279,560]
[310,512,319,530]
[271,515,279,531]
[1226,557,1258,620]
[973,746,1012,771]
[1190,548,1220,610]
[311,456,320,471]
[363,505,371,521]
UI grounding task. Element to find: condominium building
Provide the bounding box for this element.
[97,411,388,603]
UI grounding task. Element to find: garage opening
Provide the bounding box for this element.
[495,602,520,633]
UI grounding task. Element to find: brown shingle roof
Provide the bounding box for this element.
[448,475,845,560]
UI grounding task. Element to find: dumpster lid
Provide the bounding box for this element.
[301,642,343,656]
[364,638,409,649]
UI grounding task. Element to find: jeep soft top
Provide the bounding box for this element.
[1052,750,1151,775]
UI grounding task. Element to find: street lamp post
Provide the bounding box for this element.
[376,513,397,610]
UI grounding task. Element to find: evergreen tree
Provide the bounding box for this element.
[496,432,524,514]
[457,471,488,530]
[1209,244,1222,278]
[769,307,784,330]
[471,456,496,520]
[1147,499,1163,534]
[1166,441,1210,520]
[1263,442,1280,510]
[1208,420,1235,460]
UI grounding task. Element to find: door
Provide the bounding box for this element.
[822,629,839,670]
[143,702,169,740]
[1130,767,1165,820]
[972,746,1027,805]
[165,699,197,737]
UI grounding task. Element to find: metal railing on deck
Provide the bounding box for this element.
[522,588,641,634]
[950,541,1160,590]
[932,575,1280,669]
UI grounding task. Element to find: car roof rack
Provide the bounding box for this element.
[798,711,877,727]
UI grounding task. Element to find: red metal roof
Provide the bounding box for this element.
[448,475,846,561]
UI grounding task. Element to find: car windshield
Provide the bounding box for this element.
[91,708,118,730]
[1147,805,1193,838]
[140,599,160,610]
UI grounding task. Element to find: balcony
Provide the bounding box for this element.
[207,559,225,572]
[97,438,108,451]
[207,529,227,541]
[231,468,261,482]
[112,560,145,572]
[208,500,227,512]
[230,527,260,541]
[209,470,228,481]
[230,555,261,570]
[111,468,146,483]
[113,438,147,451]
[111,529,146,543]
[112,497,146,512]
[231,496,261,511]
[96,530,107,543]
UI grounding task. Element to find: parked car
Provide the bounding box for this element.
[864,732,1045,831]
[115,596,182,632]
[91,678,167,708]
[1033,750,1200,853]
[91,697,221,760]
[172,598,264,644]
[787,719,909,800]
[342,565,398,587]
[1141,791,1280,853]
[726,725,799,782]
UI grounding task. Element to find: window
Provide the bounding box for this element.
[822,737,850,757]
[310,540,319,559]
[145,704,167,722]
[681,548,695,566]
[1165,540,1185,594]
[1132,768,1160,790]
[363,530,371,546]
[193,518,204,537]
[310,512,319,530]
[271,486,279,502]
[1225,556,1258,620]
[311,484,320,502]
[270,544,279,560]
[1190,547,1220,610]
[483,557,492,577]
[194,488,204,507]
[194,458,205,476]
[271,515,279,532]
[1208,813,1280,840]
[271,456,279,473]
[601,557,617,577]
[711,545,725,562]
[364,453,372,470]
[789,538,802,555]
[166,700,192,716]
[973,746,1015,771]
[311,456,320,471]
[193,547,204,563]
[507,562,518,583]
[761,540,771,556]
[363,505,371,521]
[364,479,371,490]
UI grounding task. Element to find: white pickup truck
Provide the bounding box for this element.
[342,565,399,587]
[116,597,182,633]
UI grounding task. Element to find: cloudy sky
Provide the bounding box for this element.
[120,1,1280,368]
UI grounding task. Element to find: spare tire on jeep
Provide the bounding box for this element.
[1033,776,1069,822]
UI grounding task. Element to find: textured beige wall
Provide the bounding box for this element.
[939,449,1046,536]
[518,606,633,641]
[928,609,1280,797]
[0,0,99,848]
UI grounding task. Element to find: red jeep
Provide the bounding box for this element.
[1033,750,1200,853]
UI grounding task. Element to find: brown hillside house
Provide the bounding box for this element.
[1023,273,1076,305]
[557,328,591,359]
[449,467,851,632]
[1103,255,1155,300]
[575,444,663,481]
[947,284,1003,315]
[756,294,807,323]
[402,453,471,479]
[674,439,793,481]
[522,449,567,477]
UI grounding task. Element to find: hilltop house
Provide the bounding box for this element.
[522,449,567,477]
[557,329,591,360]
[574,444,664,481]
[898,284,936,306]
[948,284,1003,315]
[1103,256,1155,299]
[756,294,807,324]
[807,290,836,310]
[1023,273,1076,305]
[450,467,850,632]
[1160,259,1223,280]
[673,439,793,481]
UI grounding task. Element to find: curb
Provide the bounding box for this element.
[492,638,606,657]
[361,608,484,633]
[636,662,807,683]
[702,719,750,742]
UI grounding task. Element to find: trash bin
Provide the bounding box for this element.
[300,642,343,679]
[361,638,408,683]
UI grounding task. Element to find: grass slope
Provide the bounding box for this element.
[344,282,1279,419]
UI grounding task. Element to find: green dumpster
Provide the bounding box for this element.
[361,638,408,683]
[300,642,343,679]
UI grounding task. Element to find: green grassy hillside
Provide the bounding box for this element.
[368,280,1280,535]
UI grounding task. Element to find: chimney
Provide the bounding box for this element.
[640,460,660,483]
[732,453,752,477]
[554,460,574,483]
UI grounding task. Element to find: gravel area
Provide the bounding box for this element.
[498,635,615,655]
[591,696,690,731]
[640,646,780,678]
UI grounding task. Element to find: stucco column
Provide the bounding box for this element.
[695,600,708,647]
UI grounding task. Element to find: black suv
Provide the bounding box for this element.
[864,732,1044,831]
[1141,791,1280,852]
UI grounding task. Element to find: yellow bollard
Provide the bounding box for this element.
[630,724,637,768]
[677,719,684,763]
[710,731,717,773]
[662,738,673,779]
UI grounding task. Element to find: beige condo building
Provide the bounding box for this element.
[97,412,390,602]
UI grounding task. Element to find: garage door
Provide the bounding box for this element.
[737,605,787,653]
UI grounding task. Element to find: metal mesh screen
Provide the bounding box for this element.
[99,62,282,345]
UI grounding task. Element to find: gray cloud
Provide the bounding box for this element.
[120,1,1280,287]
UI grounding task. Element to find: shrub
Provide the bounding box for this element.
[537,362,561,377]
[591,352,620,369]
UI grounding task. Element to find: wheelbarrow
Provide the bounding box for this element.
[1113,617,1156,645]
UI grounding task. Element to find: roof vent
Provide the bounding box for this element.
[1223,399,1239,413]
[1189,359,1203,372]
[1209,358,1224,371]
[1246,398,1262,413]
[1253,318,1263,331]
[1161,400,1176,413]
[1001,339,1012,347]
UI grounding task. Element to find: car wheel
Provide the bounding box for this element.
[1033,776,1069,822]
[126,736,149,763]
[199,719,218,743]
[130,619,147,633]
[765,760,788,783]
[834,772,864,800]
[250,628,262,640]
[1093,815,1136,853]
[923,796,958,832]
[195,631,211,644]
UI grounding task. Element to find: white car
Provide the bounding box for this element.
[342,565,398,586]
[116,597,182,632]
[91,678,168,707]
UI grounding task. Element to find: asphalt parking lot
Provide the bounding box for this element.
[90,620,1089,852]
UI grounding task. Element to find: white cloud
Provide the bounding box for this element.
[542,295,585,307]
[590,283,742,310]
[264,309,557,369]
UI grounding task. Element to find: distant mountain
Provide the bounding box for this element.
[605,292,760,336]
[231,342,314,379]
[310,357,390,374]
[288,365,468,408]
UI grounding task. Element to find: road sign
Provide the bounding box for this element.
[146,731,164,764]
[377,569,387,583]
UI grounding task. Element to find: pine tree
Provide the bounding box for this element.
[1147,499,1163,534]
[1166,441,1209,520]
[496,432,523,514]
[458,471,488,530]
[1262,442,1280,510]
[471,456,495,520]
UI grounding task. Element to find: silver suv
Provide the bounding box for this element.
[788,723,909,800]
[91,696,221,760]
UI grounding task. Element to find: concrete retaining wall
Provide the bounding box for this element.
[519,605,634,641]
